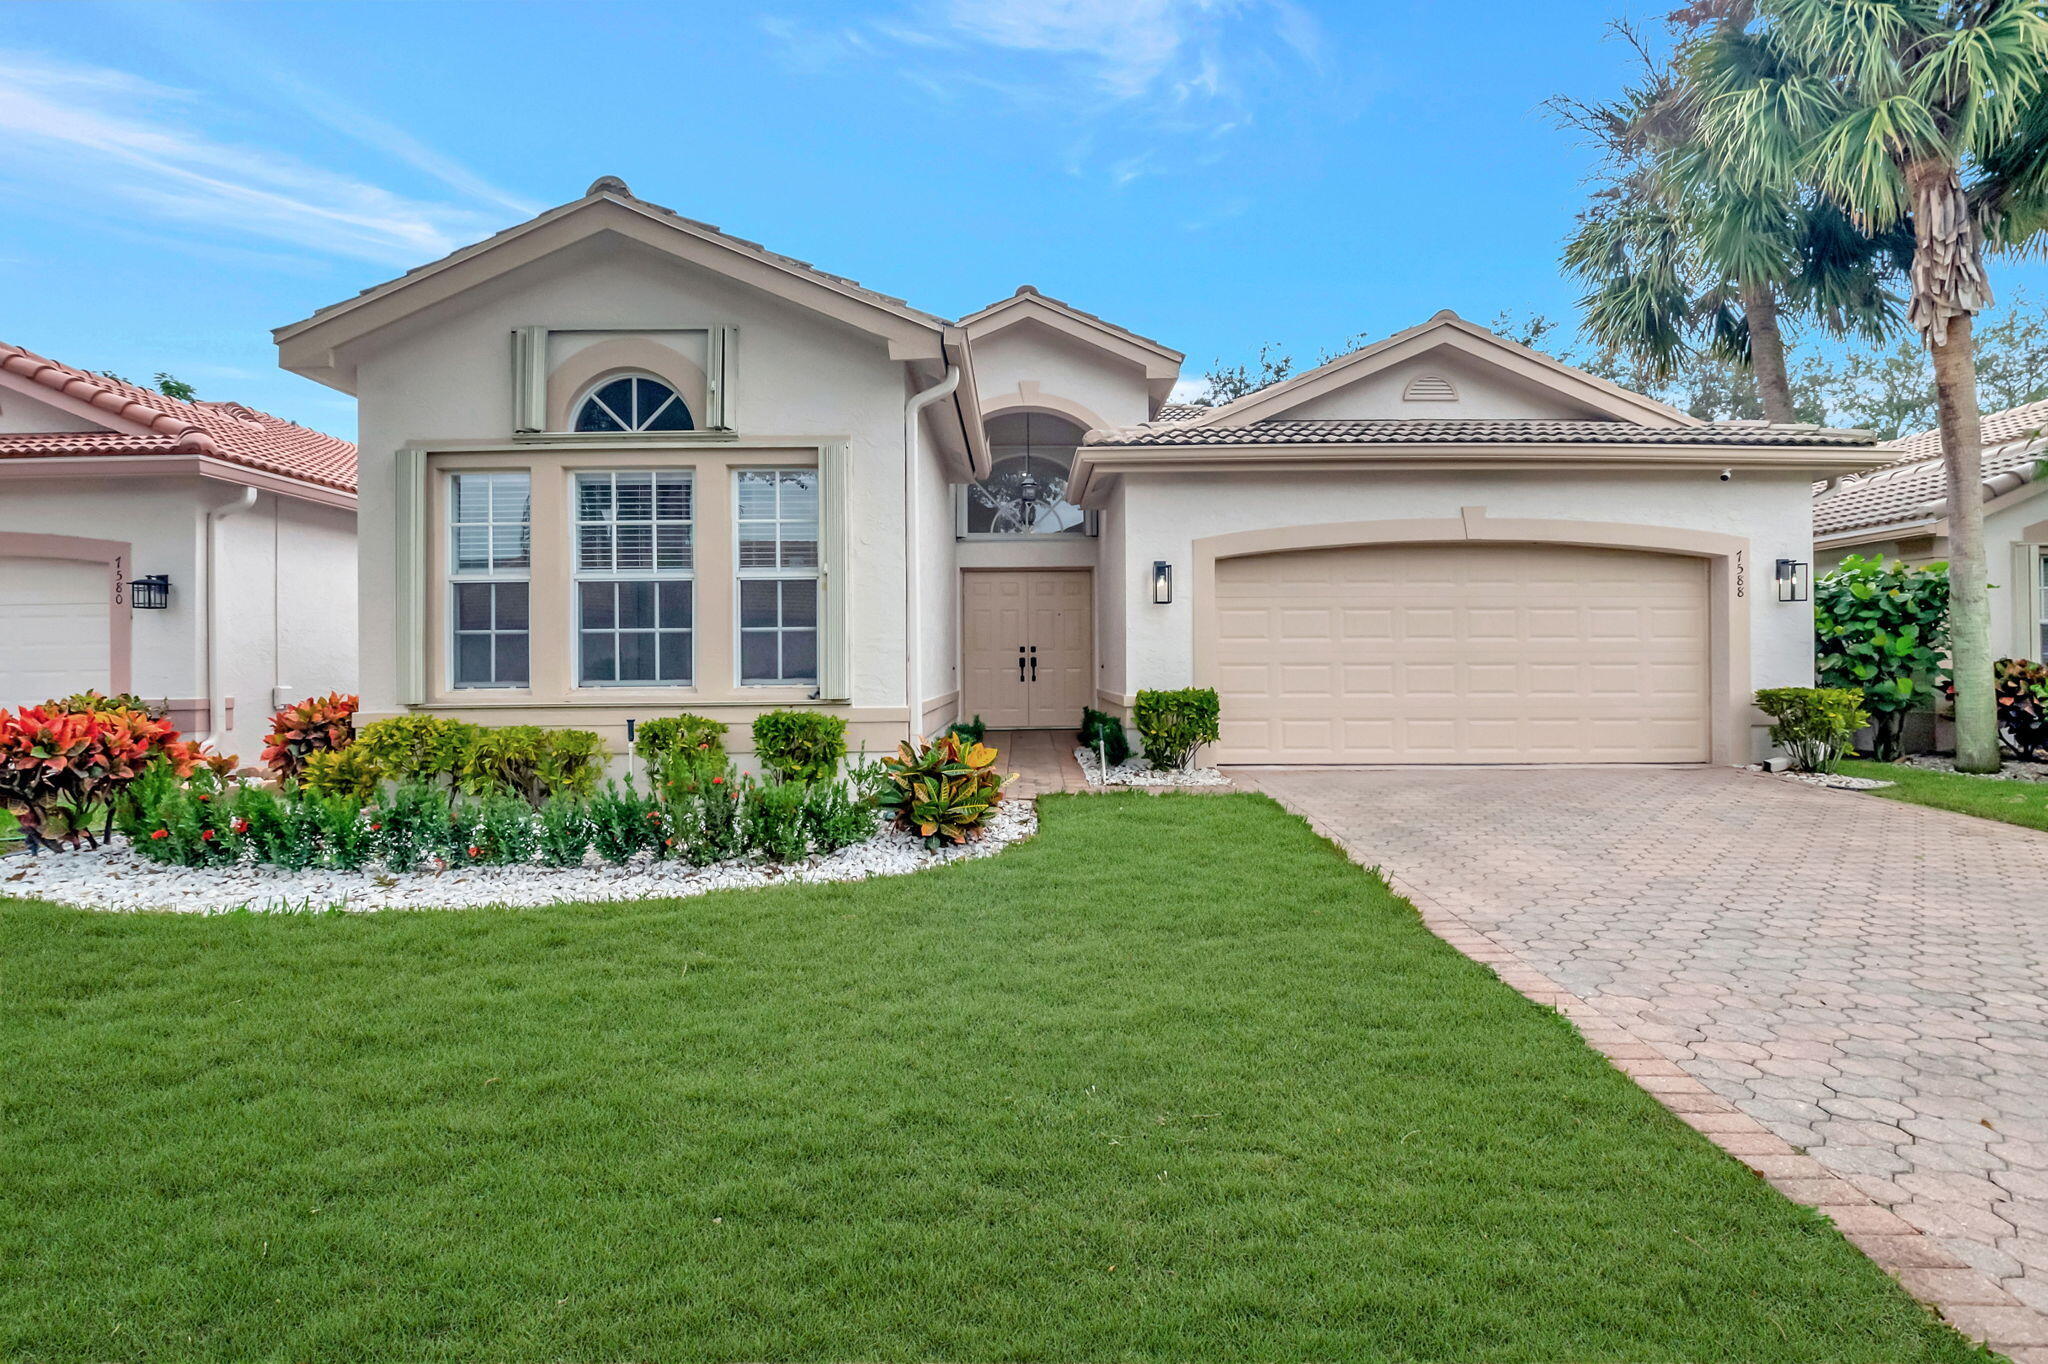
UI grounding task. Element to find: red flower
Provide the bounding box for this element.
[201,829,215,841]
[645,811,661,822]
[231,819,249,834]
[369,822,382,831]
[467,845,482,858]
[663,837,675,847]
[710,776,723,785]
[196,792,210,803]
[150,829,168,840]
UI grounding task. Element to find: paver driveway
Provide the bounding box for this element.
[1243,765,2048,1318]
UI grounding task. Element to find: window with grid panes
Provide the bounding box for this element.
[734,469,819,686]
[573,470,694,685]
[448,472,531,687]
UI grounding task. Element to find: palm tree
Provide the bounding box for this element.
[1556,24,1905,423]
[1693,0,2048,774]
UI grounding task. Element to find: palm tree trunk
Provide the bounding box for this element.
[1930,314,2000,771]
[1738,279,1797,423]
[1906,157,2000,772]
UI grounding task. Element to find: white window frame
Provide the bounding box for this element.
[2037,549,2048,660]
[446,471,532,690]
[570,469,696,689]
[733,468,821,689]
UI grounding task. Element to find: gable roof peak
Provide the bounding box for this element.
[586,174,632,196]
[1429,308,1461,322]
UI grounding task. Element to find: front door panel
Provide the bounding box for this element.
[962,570,1093,730]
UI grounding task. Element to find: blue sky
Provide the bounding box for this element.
[4,0,2044,441]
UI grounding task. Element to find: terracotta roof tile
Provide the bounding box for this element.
[1815,413,2047,539]
[1882,398,2048,463]
[0,341,356,493]
[1085,417,1877,448]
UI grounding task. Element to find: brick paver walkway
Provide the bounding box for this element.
[987,730,1089,798]
[1243,765,2048,1348]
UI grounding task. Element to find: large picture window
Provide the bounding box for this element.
[574,470,694,686]
[735,469,819,686]
[449,472,531,688]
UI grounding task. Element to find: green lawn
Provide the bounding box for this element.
[0,794,1979,1363]
[1840,757,2048,832]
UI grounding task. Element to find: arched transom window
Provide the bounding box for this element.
[965,411,1088,535]
[574,374,695,433]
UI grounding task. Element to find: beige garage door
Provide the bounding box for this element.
[1212,542,1710,764]
[0,556,111,709]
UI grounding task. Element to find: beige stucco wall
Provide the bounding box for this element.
[0,476,357,759]
[969,322,1154,430]
[1274,352,1608,421]
[346,231,928,754]
[1109,466,1823,760]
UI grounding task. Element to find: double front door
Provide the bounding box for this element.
[962,570,1093,729]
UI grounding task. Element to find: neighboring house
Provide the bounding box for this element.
[1814,399,2048,663]
[0,343,358,760]
[274,176,1880,768]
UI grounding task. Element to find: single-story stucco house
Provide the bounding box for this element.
[1814,398,2048,663]
[272,176,1884,768]
[0,343,358,760]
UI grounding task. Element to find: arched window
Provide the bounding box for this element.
[573,374,695,433]
[965,411,1089,535]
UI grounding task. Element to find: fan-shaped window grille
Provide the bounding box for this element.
[573,374,694,433]
[1401,373,1458,402]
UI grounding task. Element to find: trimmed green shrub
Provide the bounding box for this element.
[588,783,660,866]
[875,734,1009,849]
[367,782,453,873]
[536,797,593,868]
[803,778,877,854]
[354,715,476,789]
[743,779,811,863]
[1133,688,1220,771]
[945,714,987,745]
[635,714,728,773]
[752,710,847,784]
[305,791,374,870]
[1755,687,1870,773]
[1078,707,1130,768]
[664,766,747,866]
[300,747,384,804]
[1815,554,1949,760]
[459,725,606,806]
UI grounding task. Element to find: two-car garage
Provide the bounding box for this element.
[1209,542,1713,765]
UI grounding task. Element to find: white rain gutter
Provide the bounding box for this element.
[903,364,962,740]
[201,485,258,746]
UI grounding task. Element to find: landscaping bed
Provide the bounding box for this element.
[0,794,1979,1362]
[1,801,1034,912]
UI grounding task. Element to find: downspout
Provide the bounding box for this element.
[904,364,962,740]
[201,485,258,747]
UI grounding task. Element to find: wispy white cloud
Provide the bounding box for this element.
[0,53,520,266]
[760,0,1329,182]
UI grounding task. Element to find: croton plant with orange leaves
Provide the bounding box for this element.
[0,700,230,852]
[262,691,360,778]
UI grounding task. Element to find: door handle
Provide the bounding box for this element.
[1029,645,1037,682]
[1018,648,1027,682]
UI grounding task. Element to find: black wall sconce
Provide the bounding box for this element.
[130,574,171,610]
[1151,561,1173,604]
[1774,559,1810,603]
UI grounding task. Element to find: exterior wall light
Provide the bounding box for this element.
[1152,561,1173,605]
[1774,559,1810,604]
[130,574,171,610]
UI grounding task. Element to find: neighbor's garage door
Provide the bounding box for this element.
[0,556,110,708]
[1212,542,1710,764]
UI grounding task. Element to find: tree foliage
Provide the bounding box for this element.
[1815,554,1951,761]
